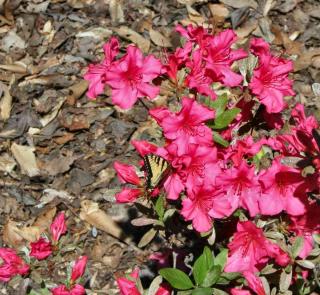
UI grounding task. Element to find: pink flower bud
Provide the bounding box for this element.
[30,237,52,260]
[50,212,67,242]
[71,256,88,282]
[114,161,141,185]
[0,248,29,282]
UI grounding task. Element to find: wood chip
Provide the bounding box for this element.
[149,28,172,47]
[113,26,150,53]
[11,143,40,177]
[0,81,12,121]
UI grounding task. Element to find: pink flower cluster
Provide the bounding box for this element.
[84,37,163,109]
[116,268,170,295]
[84,25,320,294]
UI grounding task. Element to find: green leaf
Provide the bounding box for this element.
[155,195,165,220]
[193,254,207,285]
[291,236,304,259]
[212,131,229,147]
[138,228,157,248]
[163,208,176,222]
[216,272,240,285]
[203,246,214,269]
[279,268,292,292]
[213,108,241,129]
[296,260,315,269]
[191,288,213,295]
[160,268,194,290]
[213,249,228,269]
[207,93,228,116]
[28,289,51,295]
[202,265,221,287]
[212,288,229,295]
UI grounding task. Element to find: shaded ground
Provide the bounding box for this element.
[0,0,319,294]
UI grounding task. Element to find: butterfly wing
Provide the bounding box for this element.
[143,154,170,189]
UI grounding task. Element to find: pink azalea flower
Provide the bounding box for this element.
[231,288,252,295]
[175,24,212,50]
[215,162,260,217]
[185,50,217,99]
[249,38,295,113]
[71,256,87,282]
[106,46,163,109]
[164,42,192,83]
[84,37,119,99]
[243,272,266,295]
[162,143,218,199]
[204,29,247,87]
[149,97,215,155]
[50,212,67,243]
[258,158,305,216]
[51,284,85,295]
[117,268,141,295]
[30,237,52,260]
[181,185,215,232]
[289,204,320,258]
[155,284,171,295]
[0,248,29,282]
[114,161,144,203]
[131,140,158,157]
[114,162,141,185]
[225,221,290,274]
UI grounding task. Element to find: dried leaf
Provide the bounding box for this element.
[1,30,26,52]
[113,26,150,53]
[40,96,66,127]
[11,143,40,177]
[0,153,16,173]
[2,220,25,249]
[109,0,124,23]
[131,217,158,226]
[149,29,172,47]
[33,207,57,231]
[219,0,257,9]
[208,4,230,18]
[294,49,320,71]
[0,81,12,121]
[80,200,130,243]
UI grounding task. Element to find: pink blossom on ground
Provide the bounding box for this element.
[155,283,171,295]
[0,248,29,282]
[84,37,119,99]
[249,38,295,113]
[225,221,290,274]
[204,29,247,87]
[117,268,141,295]
[30,237,52,260]
[106,46,163,109]
[51,284,85,295]
[71,256,88,282]
[149,97,215,155]
[258,158,305,216]
[50,212,67,243]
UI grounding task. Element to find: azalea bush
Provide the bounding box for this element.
[83,25,320,294]
[2,24,320,295]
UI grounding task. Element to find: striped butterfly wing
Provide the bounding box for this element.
[143,154,170,189]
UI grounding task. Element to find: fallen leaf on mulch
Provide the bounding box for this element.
[0,81,12,121]
[11,143,40,177]
[113,26,150,53]
[149,28,172,47]
[80,200,130,243]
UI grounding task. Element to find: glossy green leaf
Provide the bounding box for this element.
[291,236,304,259]
[213,249,228,269]
[212,131,229,147]
[213,108,241,129]
[155,195,165,220]
[207,93,228,116]
[203,246,214,269]
[193,254,207,285]
[202,265,221,287]
[160,268,194,290]
[191,288,213,295]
